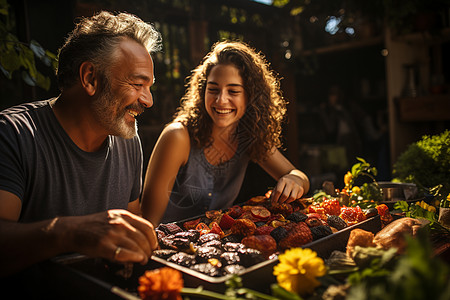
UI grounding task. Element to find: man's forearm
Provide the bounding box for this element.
[0,218,64,278]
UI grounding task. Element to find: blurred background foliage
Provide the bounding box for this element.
[0,0,56,92]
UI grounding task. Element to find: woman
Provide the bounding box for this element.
[141,41,309,225]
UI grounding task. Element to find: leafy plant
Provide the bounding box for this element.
[346,157,378,186]
[346,228,450,300]
[358,182,383,205]
[394,200,437,223]
[346,157,383,204]
[0,0,56,90]
[393,130,450,204]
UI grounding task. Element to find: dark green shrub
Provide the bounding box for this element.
[393,130,450,200]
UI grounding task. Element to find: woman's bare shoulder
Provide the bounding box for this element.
[162,122,189,142]
[156,122,191,157]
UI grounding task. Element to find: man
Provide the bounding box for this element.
[0,11,161,278]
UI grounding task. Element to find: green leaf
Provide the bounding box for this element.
[1,4,54,90]
[19,45,38,79]
[393,201,409,212]
[270,284,303,300]
[29,40,46,59]
[21,70,36,86]
[356,157,367,164]
[0,64,11,78]
[0,0,9,16]
[0,47,21,73]
[35,71,51,90]
[44,49,58,69]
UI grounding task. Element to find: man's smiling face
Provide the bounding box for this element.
[92,38,155,139]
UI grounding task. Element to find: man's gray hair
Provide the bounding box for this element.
[56,11,162,90]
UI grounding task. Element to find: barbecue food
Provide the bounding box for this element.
[373,217,425,253]
[286,211,308,223]
[159,235,177,250]
[241,235,277,257]
[311,225,333,241]
[173,230,200,243]
[278,222,313,250]
[236,247,265,267]
[223,242,245,252]
[171,237,191,251]
[158,223,183,235]
[152,249,177,259]
[198,233,220,244]
[339,206,367,226]
[270,203,294,216]
[346,228,375,257]
[270,226,289,243]
[202,239,223,249]
[222,264,245,275]
[220,252,241,266]
[251,206,271,220]
[183,218,201,230]
[196,246,223,263]
[218,214,235,230]
[153,193,391,277]
[255,225,275,235]
[306,213,325,227]
[191,263,221,277]
[221,235,241,244]
[346,217,426,257]
[230,219,256,236]
[327,215,348,231]
[167,252,196,267]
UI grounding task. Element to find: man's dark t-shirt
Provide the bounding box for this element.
[0,99,142,222]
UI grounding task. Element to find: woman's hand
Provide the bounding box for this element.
[257,149,310,205]
[270,172,307,204]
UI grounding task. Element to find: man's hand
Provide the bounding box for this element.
[61,209,158,264]
[0,209,159,277]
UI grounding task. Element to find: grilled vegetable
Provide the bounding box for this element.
[241,235,277,257]
[250,206,271,220]
[230,219,256,236]
[278,222,313,250]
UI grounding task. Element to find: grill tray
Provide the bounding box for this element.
[39,215,384,299]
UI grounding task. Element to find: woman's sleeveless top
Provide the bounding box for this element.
[161,141,250,223]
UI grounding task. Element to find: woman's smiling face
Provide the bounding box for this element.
[204,64,247,131]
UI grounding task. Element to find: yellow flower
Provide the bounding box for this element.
[420,201,429,210]
[273,248,326,296]
[352,186,361,194]
[344,172,353,187]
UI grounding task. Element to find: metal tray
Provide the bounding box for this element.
[38,215,385,299]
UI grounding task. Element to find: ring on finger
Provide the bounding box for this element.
[114,246,122,260]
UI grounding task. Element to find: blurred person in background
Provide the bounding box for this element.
[319,84,362,170]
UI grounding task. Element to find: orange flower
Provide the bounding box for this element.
[138,267,184,300]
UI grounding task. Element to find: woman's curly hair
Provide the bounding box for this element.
[173,41,287,162]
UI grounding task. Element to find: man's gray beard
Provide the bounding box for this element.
[92,83,137,139]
